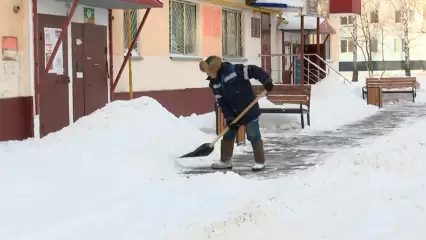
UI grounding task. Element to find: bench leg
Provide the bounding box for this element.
[413,89,415,102]
[300,104,304,129]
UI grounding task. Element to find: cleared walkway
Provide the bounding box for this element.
[183,104,426,178]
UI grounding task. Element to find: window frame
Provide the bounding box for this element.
[169,0,199,57]
[222,8,244,58]
[370,9,379,23]
[370,39,378,53]
[340,16,353,25]
[395,9,401,23]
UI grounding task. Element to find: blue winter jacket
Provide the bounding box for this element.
[208,62,271,125]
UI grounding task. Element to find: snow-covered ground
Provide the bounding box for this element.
[1,76,426,239]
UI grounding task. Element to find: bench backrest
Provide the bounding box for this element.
[366,77,416,89]
[253,84,311,106]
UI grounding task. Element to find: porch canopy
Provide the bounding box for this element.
[278,15,336,34]
[54,0,163,9]
[248,0,303,9]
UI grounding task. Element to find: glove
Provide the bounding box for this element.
[264,81,274,92]
[226,118,239,130]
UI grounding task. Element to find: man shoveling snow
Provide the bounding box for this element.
[199,55,274,171]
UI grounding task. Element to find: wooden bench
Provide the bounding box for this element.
[362,77,417,103]
[253,84,312,128]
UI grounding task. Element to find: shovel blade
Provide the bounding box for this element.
[180,143,214,158]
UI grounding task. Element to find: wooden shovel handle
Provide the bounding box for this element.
[211,90,267,146]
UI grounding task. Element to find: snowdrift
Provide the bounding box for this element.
[0,97,218,178]
[0,97,261,239]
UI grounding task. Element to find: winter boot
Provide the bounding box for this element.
[211,140,234,169]
[251,140,266,171]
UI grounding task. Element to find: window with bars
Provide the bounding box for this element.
[222,9,243,58]
[169,0,198,55]
[123,9,139,55]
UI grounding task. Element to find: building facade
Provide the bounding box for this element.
[334,0,426,75]
[1,0,342,141]
[111,0,284,117]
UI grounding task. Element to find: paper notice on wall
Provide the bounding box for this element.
[44,27,64,75]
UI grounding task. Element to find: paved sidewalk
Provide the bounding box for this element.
[182,104,426,179]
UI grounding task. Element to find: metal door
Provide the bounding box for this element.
[83,23,108,115]
[38,14,70,137]
[71,23,108,121]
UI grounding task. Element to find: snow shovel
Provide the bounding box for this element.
[180,90,267,158]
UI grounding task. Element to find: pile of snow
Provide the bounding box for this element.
[0,97,218,179]
[179,112,216,134]
[308,77,378,130]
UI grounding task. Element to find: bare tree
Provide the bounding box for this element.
[345,0,383,77]
[343,0,396,78]
[389,0,424,76]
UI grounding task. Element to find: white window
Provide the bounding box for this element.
[340,16,353,25]
[393,38,404,52]
[395,9,415,23]
[340,39,354,53]
[370,39,378,52]
[323,35,331,60]
[123,9,139,56]
[395,9,401,23]
[222,9,243,58]
[370,9,379,23]
[169,0,198,55]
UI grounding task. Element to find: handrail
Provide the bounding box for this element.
[308,54,351,84]
[303,56,328,76]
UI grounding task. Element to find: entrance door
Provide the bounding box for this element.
[83,24,108,115]
[38,14,70,137]
[72,23,108,122]
[261,12,271,76]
